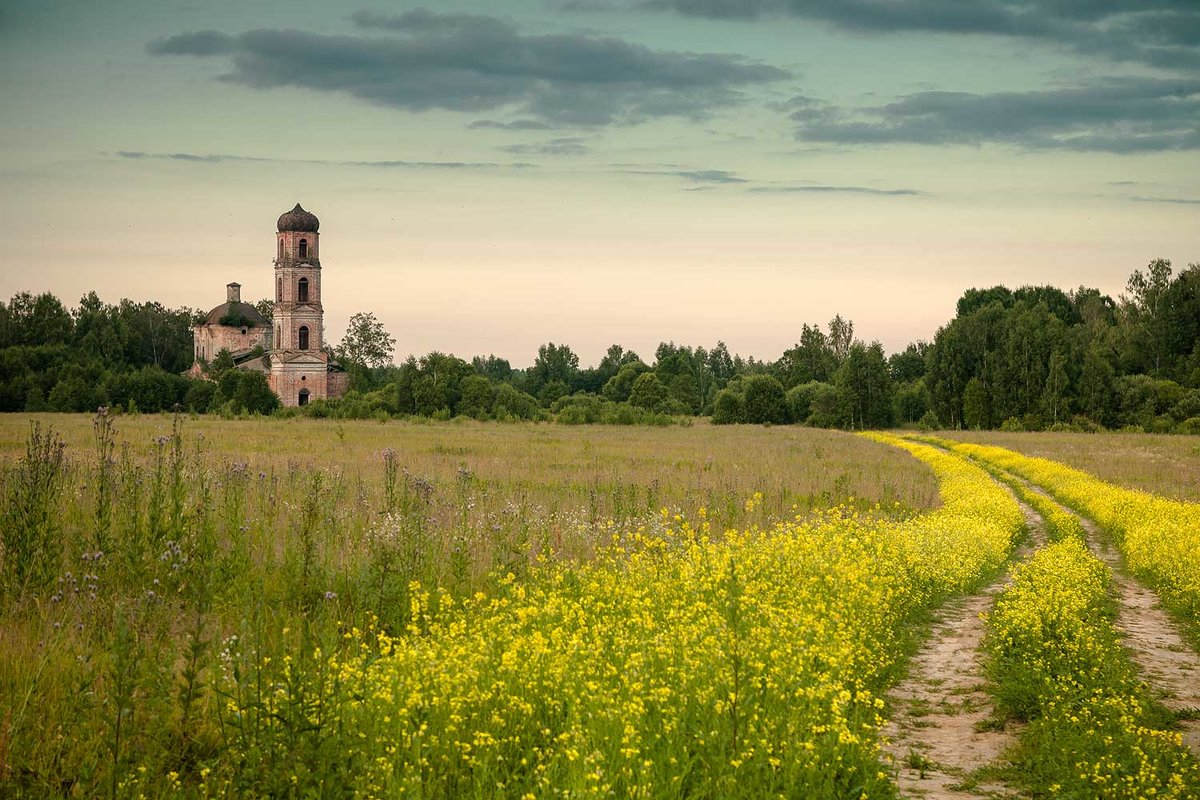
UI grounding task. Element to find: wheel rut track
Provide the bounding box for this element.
[995,473,1200,758]
[1071,509,1200,756]
[882,500,1045,799]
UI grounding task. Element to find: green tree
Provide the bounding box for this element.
[742,374,788,424]
[458,375,496,420]
[208,348,236,378]
[472,354,512,383]
[834,342,893,429]
[827,315,854,365]
[602,361,649,402]
[538,379,570,408]
[1041,349,1071,425]
[962,377,990,430]
[491,383,539,420]
[893,380,929,427]
[888,341,928,384]
[233,371,279,415]
[1078,345,1117,424]
[1121,258,1174,374]
[629,372,669,412]
[253,298,274,322]
[711,387,744,424]
[338,311,396,369]
[527,343,579,396]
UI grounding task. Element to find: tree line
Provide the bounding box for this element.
[1,256,1198,431]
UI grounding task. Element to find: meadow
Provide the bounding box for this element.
[0,413,939,798]
[946,430,1200,502]
[2,415,1199,798]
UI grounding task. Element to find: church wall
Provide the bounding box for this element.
[327,371,349,398]
[193,324,269,363]
[270,364,329,407]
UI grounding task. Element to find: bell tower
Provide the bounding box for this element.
[269,203,329,406]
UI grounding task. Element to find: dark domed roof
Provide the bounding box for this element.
[204,301,270,328]
[277,203,319,233]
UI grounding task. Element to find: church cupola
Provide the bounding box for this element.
[275,203,320,266]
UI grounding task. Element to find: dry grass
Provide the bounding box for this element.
[0,414,939,531]
[943,430,1200,503]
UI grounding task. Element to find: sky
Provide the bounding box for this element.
[0,0,1197,367]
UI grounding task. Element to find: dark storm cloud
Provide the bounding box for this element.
[147,9,788,126]
[788,78,1200,152]
[612,0,1200,73]
[749,184,923,196]
[501,138,590,156]
[114,151,530,169]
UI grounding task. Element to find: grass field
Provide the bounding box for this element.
[0,413,940,798]
[1,415,1197,798]
[946,430,1200,502]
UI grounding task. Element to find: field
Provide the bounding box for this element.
[945,430,1200,503]
[1,415,1198,798]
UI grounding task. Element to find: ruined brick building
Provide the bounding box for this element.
[191,204,348,406]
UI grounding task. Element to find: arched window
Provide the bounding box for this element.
[278,240,284,260]
[277,277,282,302]
[298,277,309,303]
[298,389,310,406]
[298,238,308,258]
[298,325,310,350]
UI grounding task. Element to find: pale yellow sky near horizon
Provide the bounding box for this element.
[1,0,1196,366]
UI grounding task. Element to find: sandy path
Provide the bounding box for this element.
[881,503,1044,799]
[1073,515,1200,756]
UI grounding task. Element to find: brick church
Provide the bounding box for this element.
[191,204,348,406]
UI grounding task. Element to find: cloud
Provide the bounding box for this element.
[1130,195,1200,205]
[749,183,922,196]
[468,119,554,130]
[614,0,1200,74]
[501,138,590,156]
[787,77,1200,152]
[147,9,788,126]
[116,150,266,163]
[625,168,748,183]
[113,151,530,169]
[146,30,234,55]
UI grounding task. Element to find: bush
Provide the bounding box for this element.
[711,387,744,424]
[629,372,669,413]
[742,375,788,424]
[1175,417,1200,435]
[184,380,217,413]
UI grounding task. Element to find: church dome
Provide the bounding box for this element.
[277,203,319,232]
[204,301,269,328]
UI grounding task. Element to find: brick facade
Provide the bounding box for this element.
[191,205,349,407]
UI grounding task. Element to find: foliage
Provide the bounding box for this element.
[924,259,1200,431]
[0,291,206,414]
[337,311,396,369]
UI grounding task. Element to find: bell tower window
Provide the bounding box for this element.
[298,277,309,303]
[298,238,308,258]
[298,325,310,350]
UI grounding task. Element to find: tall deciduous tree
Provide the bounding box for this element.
[338,312,396,369]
